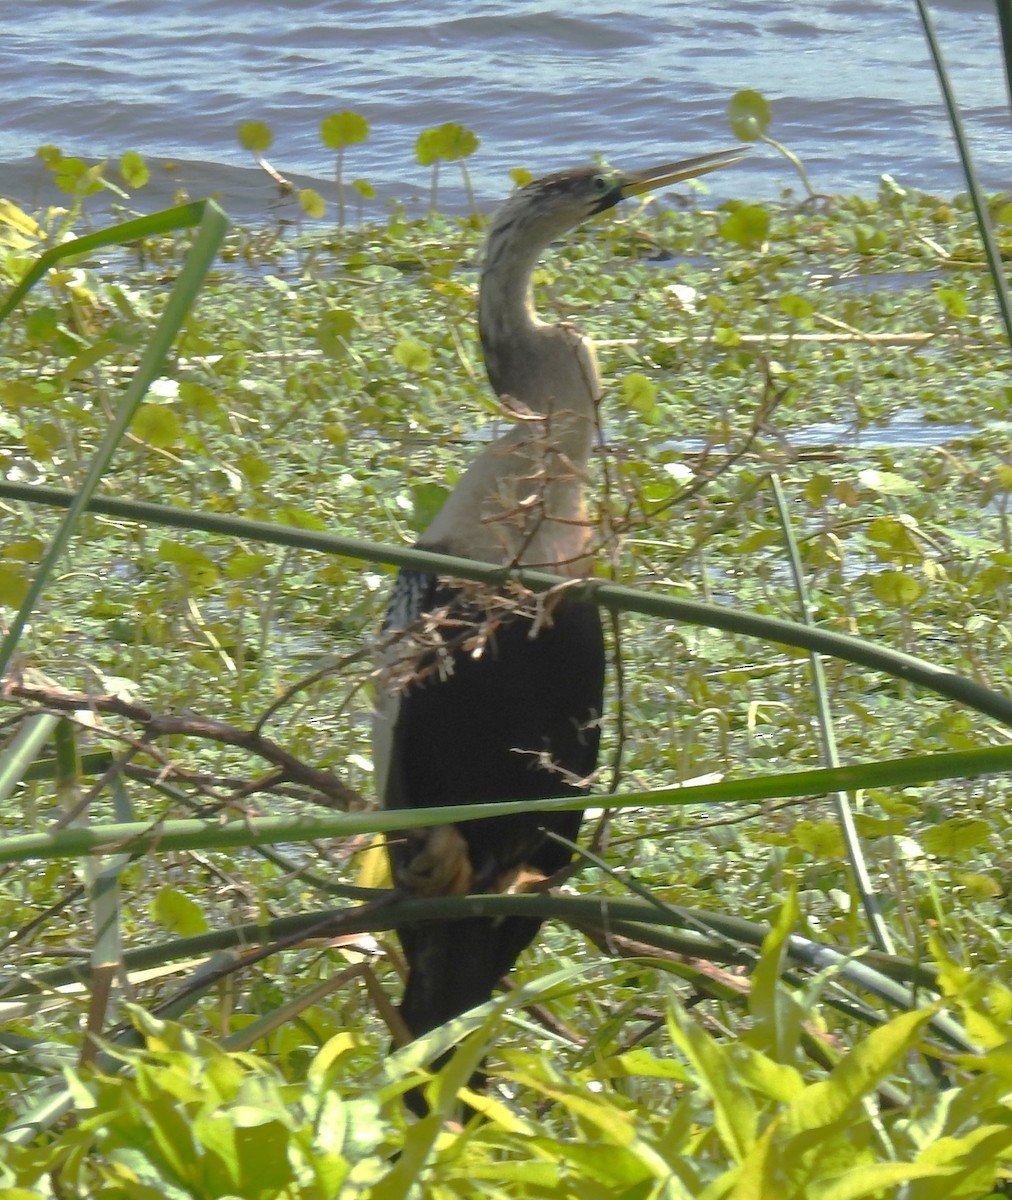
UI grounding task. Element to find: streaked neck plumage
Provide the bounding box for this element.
[420,187,600,570]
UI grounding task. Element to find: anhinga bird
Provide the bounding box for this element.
[374,149,741,1104]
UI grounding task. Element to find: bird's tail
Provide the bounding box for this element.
[396,912,543,1114]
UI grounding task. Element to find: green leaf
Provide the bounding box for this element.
[0,566,29,605]
[317,308,357,357]
[133,403,182,449]
[157,540,218,588]
[120,150,150,189]
[409,482,450,532]
[784,1006,936,1135]
[870,571,924,607]
[935,286,969,319]
[777,294,814,319]
[666,1001,757,1162]
[393,338,433,372]
[621,372,657,412]
[792,819,846,858]
[238,121,273,152]
[719,205,770,249]
[225,551,271,581]
[748,891,805,1063]
[320,111,370,149]
[416,123,480,165]
[921,817,991,857]
[859,469,917,496]
[728,89,772,141]
[299,188,326,218]
[150,885,208,936]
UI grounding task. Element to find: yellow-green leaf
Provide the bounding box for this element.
[151,885,208,936]
[719,205,770,249]
[133,403,182,448]
[393,338,433,372]
[921,817,990,858]
[728,89,772,141]
[299,188,326,218]
[119,150,150,189]
[870,571,924,607]
[238,121,273,152]
[320,111,369,150]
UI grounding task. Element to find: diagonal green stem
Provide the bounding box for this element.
[915,0,1012,348]
[771,474,896,955]
[0,744,1009,867]
[1,481,1011,727]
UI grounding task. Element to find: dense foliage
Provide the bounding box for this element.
[0,124,1009,1195]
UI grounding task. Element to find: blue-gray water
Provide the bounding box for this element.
[3,0,1009,219]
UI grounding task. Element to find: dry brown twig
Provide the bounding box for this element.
[1,673,366,812]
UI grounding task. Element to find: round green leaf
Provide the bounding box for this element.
[119,150,150,189]
[393,338,433,372]
[299,188,327,219]
[133,403,182,448]
[719,205,770,249]
[317,309,358,357]
[238,121,273,152]
[728,89,772,141]
[320,111,370,149]
[151,885,208,936]
[870,571,924,607]
[416,122,479,165]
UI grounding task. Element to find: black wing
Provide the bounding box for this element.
[376,565,605,1044]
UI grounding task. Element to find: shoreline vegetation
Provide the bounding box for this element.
[0,91,1010,1196]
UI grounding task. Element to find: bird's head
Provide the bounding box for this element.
[488,147,746,252]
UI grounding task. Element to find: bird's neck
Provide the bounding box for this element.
[418,223,602,570]
[478,240,602,438]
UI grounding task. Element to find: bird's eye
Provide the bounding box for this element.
[591,174,610,194]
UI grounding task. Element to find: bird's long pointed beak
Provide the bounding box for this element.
[620,147,747,198]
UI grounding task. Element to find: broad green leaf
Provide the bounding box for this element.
[120,150,150,189]
[792,819,846,858]
[156,540,218,588]
[728,89,772,141]
[150,885,208,937]
[784,1007,936,1135]
[870,570,924,607]
[621,372,659,418]
[299,187,326,218]
[238,121,272,152]
[921,817,991,857]
[320,111,370,149]
[225,550,270,580]
[317,307,357,356]
[393,338,433,372]
[133,402,182,448]
[860,469,917,496]
[410,482,450,531]
[416,122,479,165]
[778,294,814,319]
[719,205,769,248]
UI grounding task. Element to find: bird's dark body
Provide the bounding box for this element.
[382,566,605,1040]
[373,148,741,1112]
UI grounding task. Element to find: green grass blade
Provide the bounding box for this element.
[1000,0,1012,121]
[0,743,1008,867]
[915,0,1012,349]
[1,480,1010,727]
[0,201,213,326]
[0,713,60,806]
[770,474,896,956]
